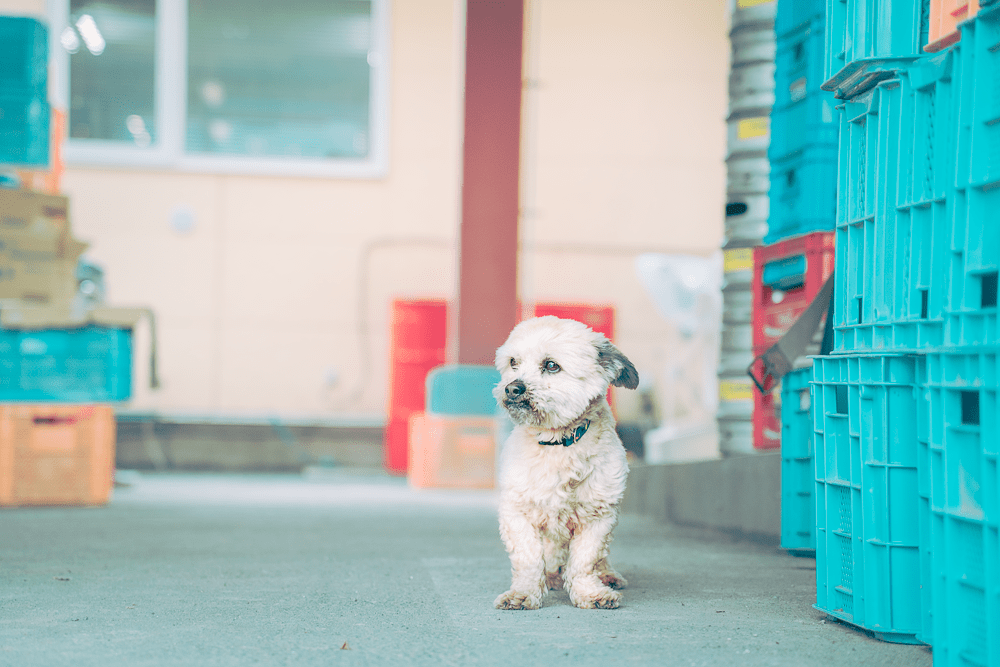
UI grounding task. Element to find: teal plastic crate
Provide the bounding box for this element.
[0,94,50,167]
[923,350,999,666]
[942,187,1000,349]
[769,92,839,163]
[0,17,47,97]
[954,4,1000,190]
[765,144,838,245]
[775,17,828,109]
[425,365,500,416]
[943,6,1000,350]
[831,57,956,354]
[0,327,133,402]
[775,0,825,39]
[812,354,926,644]
[823,0,931,86]
[781,366,816,551]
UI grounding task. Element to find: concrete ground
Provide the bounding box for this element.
[1,472,932,667]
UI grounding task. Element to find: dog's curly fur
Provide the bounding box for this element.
[492,316,639,610]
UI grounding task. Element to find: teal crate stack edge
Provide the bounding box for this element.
[811,354,926,644]
[923,349,999,666]
[944,5,1000,350]
[817,0,999,658]
[766,7,838,245]
[780,366,816,551]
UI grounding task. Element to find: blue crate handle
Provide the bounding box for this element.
[762,254,808,290]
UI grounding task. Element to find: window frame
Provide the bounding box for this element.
[47,0,390,178]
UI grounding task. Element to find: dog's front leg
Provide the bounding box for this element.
[495,509,546,610]
[564,509,622,609]
[542,532,568,590]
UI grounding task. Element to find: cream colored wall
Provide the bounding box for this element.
[522,0,729,421]
[0,0,40,13]
[2,0,729,425]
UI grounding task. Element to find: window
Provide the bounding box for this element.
[50,0,389,177]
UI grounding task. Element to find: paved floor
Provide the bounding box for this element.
[1,472,932,667]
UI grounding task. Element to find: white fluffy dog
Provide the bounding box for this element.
[492,316,639,610]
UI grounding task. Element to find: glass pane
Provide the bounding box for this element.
[67,0,156,145]
[186,0,372,159]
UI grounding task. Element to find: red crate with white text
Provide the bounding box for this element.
[752,232,835,449]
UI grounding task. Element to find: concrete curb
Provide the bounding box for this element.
[622,454,782,543]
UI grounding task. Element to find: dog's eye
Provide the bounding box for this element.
[543,360,560,373]
[509,358,518,369]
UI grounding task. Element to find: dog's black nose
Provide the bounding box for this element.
[505,380,527,401]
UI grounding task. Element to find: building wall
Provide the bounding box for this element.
[521,0,729,423]
[1,0,729,425]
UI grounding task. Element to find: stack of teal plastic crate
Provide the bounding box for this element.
[768,0,838,547]
[806,1,1000,662]
[766,0,839,245]
[1,17,133,404]
[779,365,816,550]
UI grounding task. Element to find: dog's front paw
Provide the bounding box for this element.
[494,590,542,610]
[571,586,622,610]
[599,571,628,590]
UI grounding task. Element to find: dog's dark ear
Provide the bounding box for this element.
[597,341,639,390]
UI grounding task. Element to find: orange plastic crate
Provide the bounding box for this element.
[408,413,496,489]
[0,405,115,507]
[925,0,980,52]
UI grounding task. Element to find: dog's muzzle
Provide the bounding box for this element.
[504,380,528,403]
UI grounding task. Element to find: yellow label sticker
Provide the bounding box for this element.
[724,248,753,273]
[719,380,753,402]
[737,0,775,8]
[736,117,769,140]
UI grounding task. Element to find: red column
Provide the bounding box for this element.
[457,0,524,364]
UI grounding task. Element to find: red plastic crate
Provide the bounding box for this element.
[384,299,447,475]
[532,303,616,410]
[752,232,835,350]
[532,303,614,340]
[924,0,980,52]
[751,232,835,450]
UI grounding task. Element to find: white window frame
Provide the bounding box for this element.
[46,0,390,178]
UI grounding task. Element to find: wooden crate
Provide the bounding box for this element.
[0,405,115,506]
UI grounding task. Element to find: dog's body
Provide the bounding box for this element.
[492,316,639,610]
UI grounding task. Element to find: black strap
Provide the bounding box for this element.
[539,420,590,447]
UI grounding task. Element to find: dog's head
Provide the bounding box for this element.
[493,316,639,429]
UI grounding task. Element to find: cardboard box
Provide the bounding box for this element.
[0,404,116,507]
[0,189,69,238]
[0,256,80,304]
[0,302,145,330]
[0,189,86,303]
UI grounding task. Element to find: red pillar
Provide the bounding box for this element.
[457,0,524,364]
